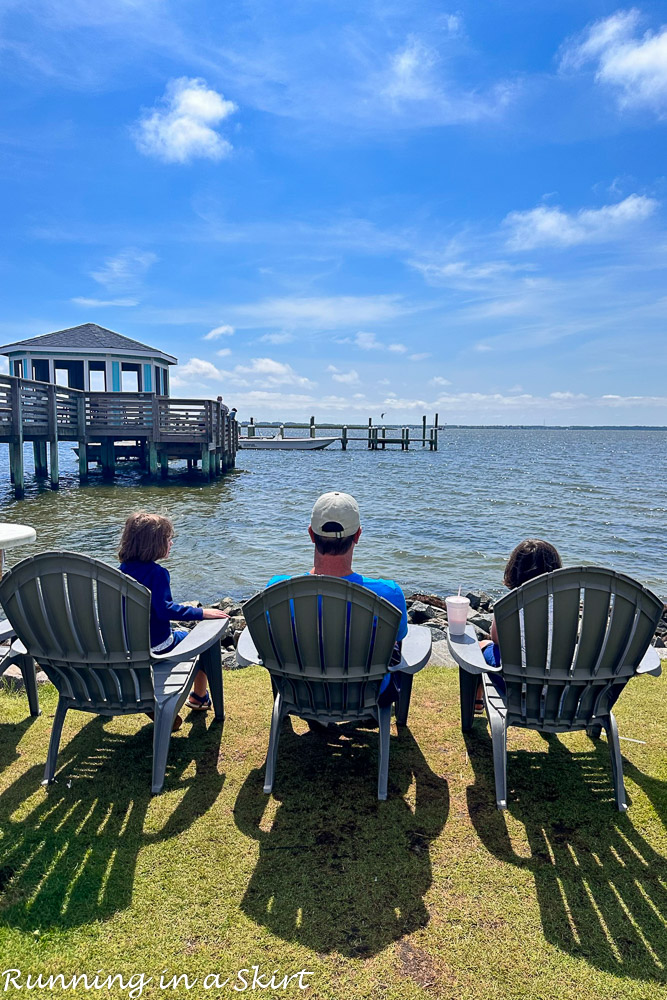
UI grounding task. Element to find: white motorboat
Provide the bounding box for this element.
[239,433,336,450]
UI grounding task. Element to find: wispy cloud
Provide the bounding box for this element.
[560,10,667,117]
[228,357,313,387]
[71,296,138,307]
[258,332,295,344]
[504,194,657,250]
[327,365,360,384]
[203,323,234,340]
[90,249,157,289]
[233,295,408,329]
[133,78,237,163]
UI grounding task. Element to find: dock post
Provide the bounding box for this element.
[400,427,405,451]
[76,394,88,481]
[160,448,169,479]
[434,413,439,451]
[341,426,348,451]
[248,417,255,438]
[422,414,426,447]
[100,439,114,478]
[147,441,158,479]
[33,441,48,477]
[46,384,59,489]
[405,425,410,450]
[309,416,315,439]
[368,418,372,449]
[201,446,211,479]
[429,428,433,451]
[381,426,386,450]
[9,380,24,497]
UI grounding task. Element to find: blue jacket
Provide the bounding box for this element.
[119,560,203,650]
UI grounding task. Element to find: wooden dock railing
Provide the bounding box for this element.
[0,375,238,497]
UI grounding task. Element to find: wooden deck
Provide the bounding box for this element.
[0,375,238,497]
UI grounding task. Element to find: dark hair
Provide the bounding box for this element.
[311,524,357,556]
[118,512,174,563]
[503,538,562,589]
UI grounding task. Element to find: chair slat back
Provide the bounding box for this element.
[243,576,401,720]
[494,567,662,730]
[0,552,155,710]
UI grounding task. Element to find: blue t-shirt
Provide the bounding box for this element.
[119,560,203,650]
[266,571,408,641]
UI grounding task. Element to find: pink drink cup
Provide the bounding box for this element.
[446,595,470,635]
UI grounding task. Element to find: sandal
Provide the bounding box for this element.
[186,690,211,712]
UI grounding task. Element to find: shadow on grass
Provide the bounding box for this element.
[465,727,667,982]
[0,713,224,930]
[0,716,39,776]
[234,722,448,957]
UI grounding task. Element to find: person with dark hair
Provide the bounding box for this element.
[476,537,563,709]
[267,491,408,714]
[119,512,228,713]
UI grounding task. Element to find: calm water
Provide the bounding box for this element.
[0,429,665,602]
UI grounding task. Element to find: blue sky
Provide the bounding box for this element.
[1,1,666,423]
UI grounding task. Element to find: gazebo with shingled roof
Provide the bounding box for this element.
[0,323,177,395]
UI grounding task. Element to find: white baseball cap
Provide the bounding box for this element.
[310,492,360,538]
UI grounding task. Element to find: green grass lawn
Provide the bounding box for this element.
[0,663,665,1000]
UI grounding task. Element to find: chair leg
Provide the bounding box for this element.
[587,723,602,739]
[151,697,180,794]
[489,711,508,810]
[459,669,477,733]
[395,672,413,727]
[605,712,628,812]
[42,698,67,785]
[202,643,225,722]
[18,654,40,717]
[377,704,392,801]
[263,693,283,795]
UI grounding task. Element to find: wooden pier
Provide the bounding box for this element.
[0,374,238,498]
[244,414,440,451]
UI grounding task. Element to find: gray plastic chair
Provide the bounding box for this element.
[447,567,663,811]
[0,552,228,793]
[236,576,432,800]
[0,618,40,716]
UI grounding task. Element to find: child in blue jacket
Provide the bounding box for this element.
[119,511,227,713]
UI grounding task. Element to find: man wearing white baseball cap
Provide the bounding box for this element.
[267,491,408,711]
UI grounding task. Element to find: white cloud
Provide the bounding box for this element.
[134,77,237,163]
[560,10,667,115]
[409,352,431,361]
[388,343,407,353]
[258,332,294,344]
[504,194,657,250]
[355,331,380,350]
[230,357,313,387]
[429,376,452,386]
[171,357,223,385]
[233,295,407,329]
[216,348,232,357]
[330,368,360,384]
[71,297,138,307]
[204,324,235,340]
[91,249,157,289]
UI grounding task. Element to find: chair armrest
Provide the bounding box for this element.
[151,619,229,665]
[236,627,261,667]
[447,625,502,675]
[636,644,663,677]
[0,619,15,643]
[390,624,431,674]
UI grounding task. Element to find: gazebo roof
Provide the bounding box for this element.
[0,324,177,364]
